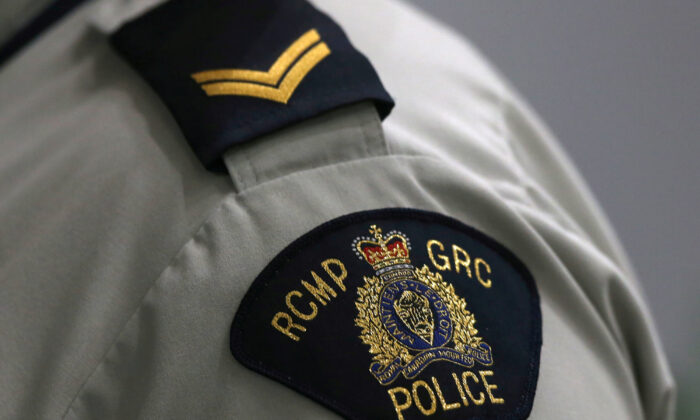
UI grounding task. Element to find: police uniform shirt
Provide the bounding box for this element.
[0,0,675,419]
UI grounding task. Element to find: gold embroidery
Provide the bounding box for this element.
[191,29,330,103]
[270,312,306,341]
[321,258,348,291]
[475,258,492,288]
[192,29,320,84]
[479,370,505,404]
[426,239,493,289]
[451,372,470,406]
[426,239,450,271]
[301,271,337,305]
[452,244,472,277]
[387,371,505,419]
[354,226,493,386]
[270,258,348,341]
[411,380,437,415]
[387,387,412,420]
[285,290,317,321]
[354,225,411,271]
[355,266,486,380]
[461,371,486,405]
[431,376,461,411]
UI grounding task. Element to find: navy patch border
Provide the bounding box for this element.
[231,208,541,419]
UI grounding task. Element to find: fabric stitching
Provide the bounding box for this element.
[227,108,390,191]
[234,154,437,197]
[60,199,231,419]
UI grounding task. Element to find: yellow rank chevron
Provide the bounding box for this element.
[191,29,331,103]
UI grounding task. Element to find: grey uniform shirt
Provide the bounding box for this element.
[0,0,675,418]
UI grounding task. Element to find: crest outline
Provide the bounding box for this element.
[353,225,494,385]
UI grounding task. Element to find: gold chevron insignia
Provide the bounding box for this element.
[191,29,331,104]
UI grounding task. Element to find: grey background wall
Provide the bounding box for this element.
[403,0,699,417]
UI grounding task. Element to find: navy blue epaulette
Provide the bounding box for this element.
[111,0,394,172]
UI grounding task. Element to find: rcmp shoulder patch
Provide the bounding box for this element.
[110,0,393,172]
[231,208,542,420]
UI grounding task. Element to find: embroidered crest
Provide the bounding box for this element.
[230,208,542,419]
[353,225,493,385]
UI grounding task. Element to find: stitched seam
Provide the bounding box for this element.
[243,148,256,190]
[194,91,390,129]
[363,110,388,157]
[59,154,432,418]
[229,104,388,191]
[359,111,373,158]
[230,156,247,193]
[60,198,231,419]
[235,154,439,197]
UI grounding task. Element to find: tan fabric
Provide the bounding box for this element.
[0,0,674,419]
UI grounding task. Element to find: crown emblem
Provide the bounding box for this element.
[353,225,412,277]
[353,224,493,386]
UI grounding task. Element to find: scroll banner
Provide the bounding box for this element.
[370,343,493,385]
